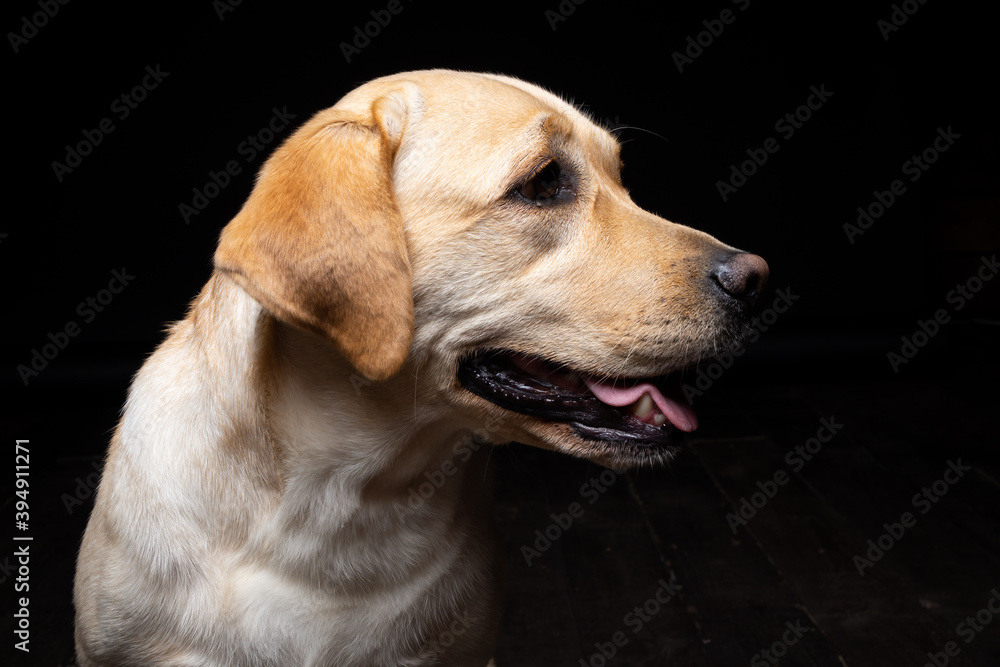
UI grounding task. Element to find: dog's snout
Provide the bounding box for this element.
[712,252,769,310]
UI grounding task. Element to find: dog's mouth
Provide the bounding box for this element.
[456,350,696,448]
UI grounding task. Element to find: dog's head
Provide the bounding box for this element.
[215,69,767,468]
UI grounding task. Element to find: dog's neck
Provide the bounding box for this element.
[198,274,500,597]
[266,307,494,511]
[99,272,502,663]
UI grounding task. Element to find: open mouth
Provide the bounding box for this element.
[456,350,697,448]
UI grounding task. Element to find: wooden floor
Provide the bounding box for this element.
[9,372,999,666]
[490,379,1000,666]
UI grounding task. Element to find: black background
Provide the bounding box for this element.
[4,0,999,664]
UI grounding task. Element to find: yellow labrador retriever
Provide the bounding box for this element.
[75,69,767,666]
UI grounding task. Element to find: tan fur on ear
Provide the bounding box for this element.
[215,93,415,381]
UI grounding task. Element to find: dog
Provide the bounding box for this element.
[74,69,767,666]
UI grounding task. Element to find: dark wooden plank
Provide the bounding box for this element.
[753,382,1000,583]
[703,386,1000,665]
[794,381,1000,556]
[693,436,949,664]
[533,449,709,666]
[631,442,846,667]
[493,444,585,665]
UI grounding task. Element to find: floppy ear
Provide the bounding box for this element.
[215,90,416,381]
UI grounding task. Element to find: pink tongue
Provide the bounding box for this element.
[582,377,698,432]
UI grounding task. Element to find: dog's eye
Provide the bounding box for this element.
[518,162,561,202]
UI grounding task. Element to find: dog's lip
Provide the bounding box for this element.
[456,350,697,447]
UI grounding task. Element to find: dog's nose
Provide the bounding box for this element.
[712,252,769,310]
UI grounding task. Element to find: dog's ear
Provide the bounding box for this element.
[215,88,418,381]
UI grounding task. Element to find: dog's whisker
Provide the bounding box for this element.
[610,125,669,145]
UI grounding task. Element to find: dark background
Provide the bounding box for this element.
[4,1,998,665]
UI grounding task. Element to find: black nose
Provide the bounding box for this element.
[712,252,769,310]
